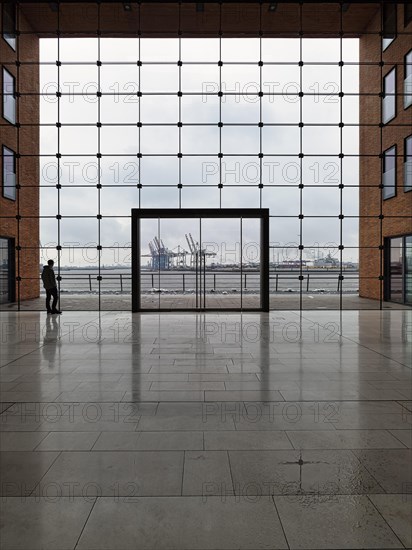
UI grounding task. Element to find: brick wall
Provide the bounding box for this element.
[0,7,40,301]
[359,3,412,301]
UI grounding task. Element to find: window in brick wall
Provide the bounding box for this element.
[2,67,16,124]
[383,2,397,50]
[405,50,412,109]
[1,1,16,51]
[383,67,396,123]
[383,145,397,200]
[2,145,16,201]
[405,2,412,27]
[405,135,412,192]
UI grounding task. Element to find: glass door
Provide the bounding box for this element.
[405,236,412,305]
[389,237,403,302]
[132,209,269,312]
[241,217,261,310]
[159,218,199,310]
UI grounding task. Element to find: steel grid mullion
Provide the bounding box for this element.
[299,2,303,313]
[57,5,61,311]
[219,3,222,209]
[379,2,384,309]
[339,3,344,312]
[138,9,141,209]
[178,30,182,209]
[258,2,263,310]
[240,216,243,310]
[15,1,21,310]
[259,17,263,211]
[97,3,101,312]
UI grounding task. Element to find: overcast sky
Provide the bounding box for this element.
[39,37,359,266]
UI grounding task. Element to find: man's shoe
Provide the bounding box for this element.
[47,311,53,314]
[52,310,62,314]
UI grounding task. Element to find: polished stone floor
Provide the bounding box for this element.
[0,310,411,549]
[3,293,410,311]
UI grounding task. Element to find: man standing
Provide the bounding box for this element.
[41,260,62,314]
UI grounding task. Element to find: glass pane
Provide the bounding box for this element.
[140,65,178,93]
[242,217,261,309]
[140,218,160,310]
[181,39,219,62]
[201,218,242,309]
[159,218,200,310]
[389,237,403,303]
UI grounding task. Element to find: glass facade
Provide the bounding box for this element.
[0,2,411,311]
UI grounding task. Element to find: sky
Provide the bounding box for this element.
[39,37,360,267]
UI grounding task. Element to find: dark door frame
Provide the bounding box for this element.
[131,208,270,312]
[384,233,412,305]
[0,236,16,304]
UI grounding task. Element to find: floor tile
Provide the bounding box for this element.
[0,431,48,451]
[54,391,127,402]
[0,497,95,550]
[205,390,285,401]
[205,430,293,451]
[35,431,100,451]
[234,414,336,431]
[183,451,233,496]
[77,496,288,549]
[122,390,205,402]
[0,451,59,496]
[0,402,14,413]
[150,381,224,391]
[333,413,412,430]
[90,432,142,451]
[93,430,203,451]
[39,451,184,496]
[137,431,204,451]
[228,450,383,495]
[388,429,412,448]
[137,414,235,431]
[353,449,412,493]
[286,430,406,450]
[369,494,412,548]
[274,494,403,549]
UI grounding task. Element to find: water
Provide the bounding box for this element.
[45,268,359,294]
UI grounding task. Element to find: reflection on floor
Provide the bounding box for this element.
[2,293,411,311]
[0,310,411,549]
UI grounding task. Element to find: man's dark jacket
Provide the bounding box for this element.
[41,265,56,290]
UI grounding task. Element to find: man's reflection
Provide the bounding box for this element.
[42,314,59,365]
